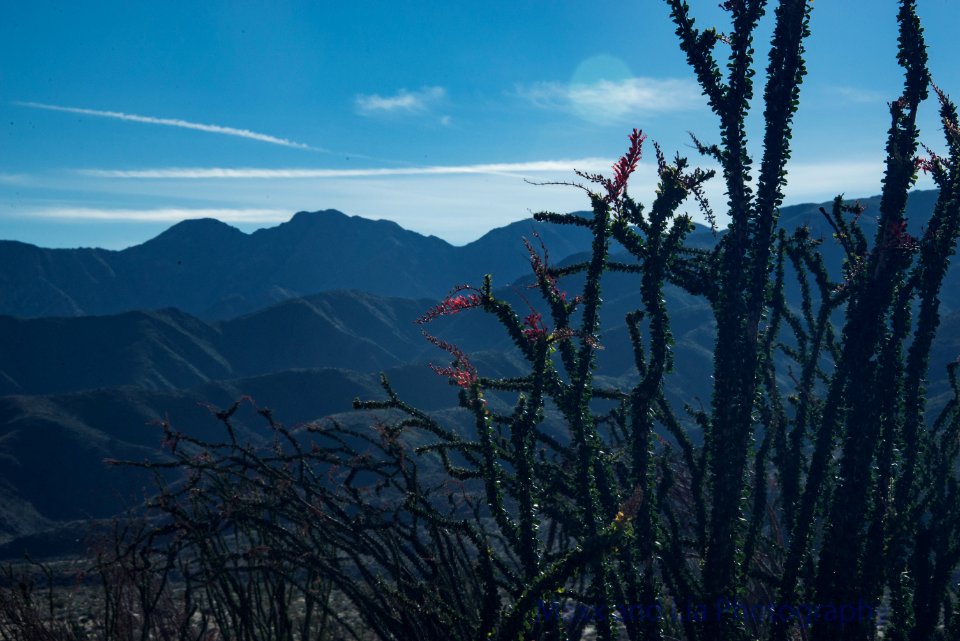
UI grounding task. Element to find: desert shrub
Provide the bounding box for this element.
[0,495,346,640]
[0,522,203,641]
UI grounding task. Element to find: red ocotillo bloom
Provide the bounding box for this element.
[416,287,482,324]
[575,128,646,204]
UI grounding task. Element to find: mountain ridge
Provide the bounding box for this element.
[0,209,602,319]
[0,191,946,319]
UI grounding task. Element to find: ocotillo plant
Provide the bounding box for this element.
[358,1,960,639]
[103,1,960,641]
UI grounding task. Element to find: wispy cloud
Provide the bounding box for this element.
[80,158,614,179]
[825,86,889,105]
[0,173,31,185]
[517,77,702,122]
[355,86,446,115]
[23,207,290,223]
[15,102,318,150]
[7,156,912,248]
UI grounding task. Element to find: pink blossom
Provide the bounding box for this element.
[417,290,482,324]
[424,331,478,388]
[915,154,939,175]
[607,128,645,199]
[573,129,646,203]
[522,312,548,342]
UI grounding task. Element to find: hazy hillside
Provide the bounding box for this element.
[0,291,470,396]
[1,189,958,555]
[0,365,465,543]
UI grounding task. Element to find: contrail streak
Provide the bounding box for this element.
[16,101,319,150]
[81,159,614,179]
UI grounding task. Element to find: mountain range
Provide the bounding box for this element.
[0,211,595,320]
[0,189,957,556]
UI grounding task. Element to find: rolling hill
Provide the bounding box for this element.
[1,189,958,555]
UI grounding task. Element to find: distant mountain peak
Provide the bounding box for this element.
[166,217,238,232]
[146,217,245,245]
[288,209,348,224]
[287,209,425,236]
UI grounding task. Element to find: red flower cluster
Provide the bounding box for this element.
[915,152,941,175]
[430,366,477,388]
[524,235,577,305]
[417,288,483,388]
[424,331,477,388]
[574,129,646,204]
[416,290,482,324]
[605,128,646,202]
[523,311,549,342]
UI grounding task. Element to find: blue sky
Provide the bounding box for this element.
[2,1,958,249]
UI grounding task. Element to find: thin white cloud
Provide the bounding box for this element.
[355,86,446,115]
[80,158,615,179]
[826,86,889,104]
[23,207,290,223]
[0,173,30,185]
[517,77,702,122]
[15,102,318,150]
[6,156,919,248]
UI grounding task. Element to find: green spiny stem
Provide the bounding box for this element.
[512,342,548,580]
